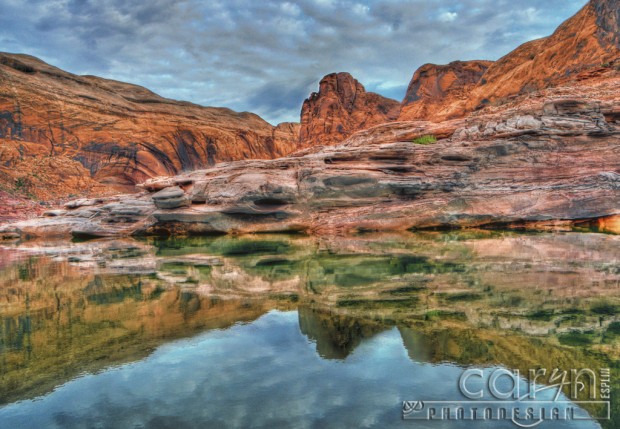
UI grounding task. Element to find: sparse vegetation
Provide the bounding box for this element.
[558,330,596,347]
[411,135,437,145]
[14,177,26,190]
[424,310,467,321]
[525,309,555,321]
[590,302,619,315]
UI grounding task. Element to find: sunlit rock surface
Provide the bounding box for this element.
[300,72,400,148]
[0,52,301,202]
[2,98,618,238]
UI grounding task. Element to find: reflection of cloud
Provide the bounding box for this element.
[0,311,599,429]
[0,1,585,123]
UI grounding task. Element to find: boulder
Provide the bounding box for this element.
[151,186,190,210]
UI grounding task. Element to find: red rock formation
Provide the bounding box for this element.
[2,0,619,225]
[301,1,620,139]
[300,72,400,147]
[399,0,620,122]
[0,190,45,223]
[399,60,493,121]
[464,0,620,112]
[3,98,618,239]
[0,53,300,200]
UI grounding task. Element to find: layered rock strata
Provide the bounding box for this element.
[398,0,620,123]
[2,99,618,238]
[0,52,300,198]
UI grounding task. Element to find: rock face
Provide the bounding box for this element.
[399,0,620,122]
[463,0,620,112]
[1,0,619,230]
[0,190,45,223]
[299,72,400,147]
[0,52,301,199]
[594,0,620,50]
[399,60,493,121]
[151,186,190,210]
[2,99,618,238]
[300,1,620,141]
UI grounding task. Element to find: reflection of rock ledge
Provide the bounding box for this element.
[4,231,617,340]
[1,100,619,238]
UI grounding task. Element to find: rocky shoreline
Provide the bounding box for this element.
[0,1,618,228]
[1,99,618,239]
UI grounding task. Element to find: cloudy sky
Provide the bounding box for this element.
[0,0,586,124]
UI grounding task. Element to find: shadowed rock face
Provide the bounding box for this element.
[594,0,620,50]
[0,53,301,198]
[300,72,400,147]
[2,99,618,238]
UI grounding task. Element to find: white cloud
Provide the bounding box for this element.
[521,7,540,23]
[353,3,370,15]
[438,11,458,23]
[281,2,301,16]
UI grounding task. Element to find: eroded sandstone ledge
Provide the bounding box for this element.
[1,99,618,239]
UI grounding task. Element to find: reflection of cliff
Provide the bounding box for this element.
[297,307,386,359]
[3,232,619,328]
[398,322,618,425]
[0,258,294,403]
[3,232,619,336]
[294,305,618,423]
[1,231,618,412]
[295,307,618,427]
[296,308,616,380]
[398,327,433,363]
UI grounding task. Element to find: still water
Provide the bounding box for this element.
[0,231,618,428]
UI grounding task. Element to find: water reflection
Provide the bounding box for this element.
[0,231,618,428]
[0,311,607,429]
[298,307,388,359]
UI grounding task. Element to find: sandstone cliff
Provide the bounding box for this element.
[465,0,620,112]
[300,0,620,144]
[399,60,493,121]
[1,0,619,231]
[399,0,620,123]
[0,53,300,201]
[299,72,400,147]
[2,98,617,239]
